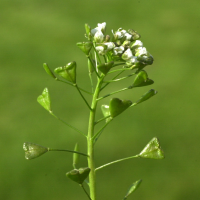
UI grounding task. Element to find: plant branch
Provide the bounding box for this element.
[80,184,92,200]
[75,84,92,111]
[95,155,139,171]
[50,112,87,137]
[48,148,88,157]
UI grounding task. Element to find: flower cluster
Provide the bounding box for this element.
[85,22,154,69]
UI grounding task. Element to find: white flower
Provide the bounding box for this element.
[122,48,133,60]
[113,46,124,55]
[135,47,148,57]
[131,40,143,48]
[91,22,106,36]
[124,32,132,41]
[113,28,127,40]
[95,46,105,55]
[104,42,115,50]
[127,56,138,64]
[93,30,104,43]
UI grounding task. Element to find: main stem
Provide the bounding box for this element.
[87,75,103,200]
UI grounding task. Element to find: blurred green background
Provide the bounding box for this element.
[1,0,200,199]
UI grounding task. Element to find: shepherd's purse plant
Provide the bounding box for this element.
[23,22,164,200]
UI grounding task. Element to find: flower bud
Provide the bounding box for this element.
[113,46,125,55]
[23,142,48,160]
[127,29,141,40]
[105,35,110,42]
[85,23,92,40]
[76,42,92,55]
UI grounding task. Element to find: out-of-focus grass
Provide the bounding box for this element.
[1,0,200,199]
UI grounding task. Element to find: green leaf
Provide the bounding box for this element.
[23,142,48,160]
[54,61,76,83]
[132,70,154,87]
[66,167,90,184]
[109,98,132,118]
[76,42,93,55]
[101,104,111,122]
[135,89,157,105]
[97,61,114,75]
[139,137,165,159]
[73,143,80,169]
[43,63,56,79]
[37,88,51,111]
[124,179,142,200]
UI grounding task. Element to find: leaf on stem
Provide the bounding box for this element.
[131,70,154,88]
[123,179,142,200]
[37,88,51,112]
[66,167,90,184]
[54,61,76,83]
[139,137,165,159]
[109,98,132,118]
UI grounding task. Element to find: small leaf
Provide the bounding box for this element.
[132,70,154,87]
[54,61,76,83]
[136,89,157,105]
[66,167,90,184]
[43,63,56,79]
[109,98,132,118]
[73,143,80,169]
[37,88,51,111]
[139,137,165,159]
[101,104,111,122]
[23,142,48,160]
[124,179,142,200]
[77,42,93,55]
[97,61,114,75]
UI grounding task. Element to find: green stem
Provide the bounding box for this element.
[75,85,92,111]
[103,72,136,83]
[97,87,130,101]
[100,70,124,91]
[80,184,92,200]
[108,67,131,74]
[95,155,139,171]
[89,72,94,93]
[57,79,92,95]
[94,115,111,125]
[48,148,88,157]
[87,75,104,200]
[50,112,87,137]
